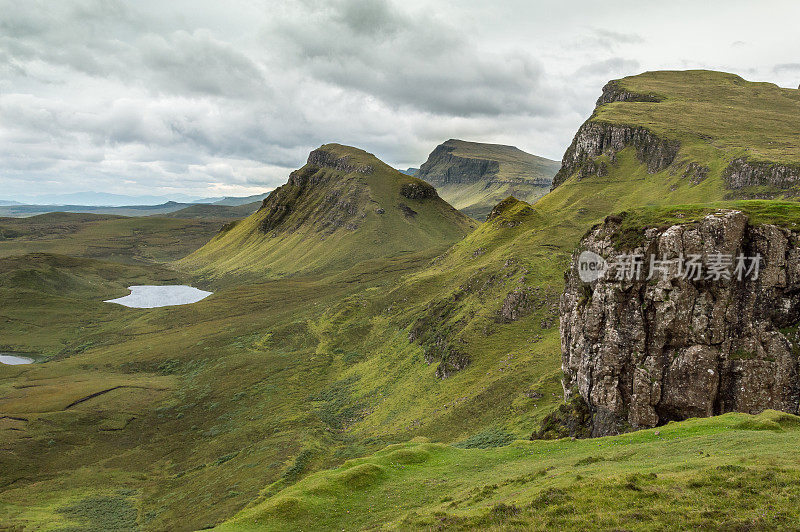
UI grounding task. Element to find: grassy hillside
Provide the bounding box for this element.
[221,411,800,530]
[0,253,189,355]
[416,139,559,219]
[595,70,800,165]
[180,144,476,279]
[0,212,231,264]
[1,71,799,530]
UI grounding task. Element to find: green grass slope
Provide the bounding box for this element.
[0,253,189,355]
[211,71,800,526]
[416,139,560,219]
[180,144,476,279]
[221,411,800,531]
[0,212,229,264]
[595,70,800,165]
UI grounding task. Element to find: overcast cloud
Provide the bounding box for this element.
[1,0,799,200]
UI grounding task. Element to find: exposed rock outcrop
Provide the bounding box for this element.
[257,151,372,235]
[417,142,501,186]
[552,121,680,189]
[498,287,548,322]
[595,80,664,106]
[560,211,800,436]
[306,148,374,175]
[400,181,438,200]
[723,157,800,191]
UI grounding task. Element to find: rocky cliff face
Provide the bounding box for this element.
[552,121,680,190]
[594,80,664,106]
[723,158,800,193]
[305,148,374,176]
[551,80,680,190]
[417,143,501,186]
[560,211,800,436]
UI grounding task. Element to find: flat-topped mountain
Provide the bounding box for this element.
[180,143,476,277]
[552,70,800,196]
[415,139,559,219]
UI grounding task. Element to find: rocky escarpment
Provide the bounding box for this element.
[551,121,680,190]
[417,143,501,186]
[560,211,800,436]
[417,140,556,187]
[257,150,372,235]
[594,80,664,106]
[305,148,374,175]
[723,157,800,193]
[551,79,680,190]
[400,181,438,200]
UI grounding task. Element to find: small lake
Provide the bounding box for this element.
[104,285,213,309]
[0,353,34,365]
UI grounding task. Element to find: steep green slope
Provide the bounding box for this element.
[181,144,476,278]
[416,139,559,219]
[552,70,800,196]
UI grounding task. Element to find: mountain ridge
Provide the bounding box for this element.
[180,143,476,278]
[416,139,559,219]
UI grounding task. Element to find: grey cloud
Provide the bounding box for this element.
[579,28,645,50]
[1,1,267,99]
[266,0,555,118]
[138,30,269,98]
[574,57,640,77]
[773,63,800,73]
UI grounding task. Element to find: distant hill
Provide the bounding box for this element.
[161,202,261,220]
[0,194,269,219]
[211,193,270,206]
[180,143,476,278]
[0,202,192,218]
[415,139,560,219]
[398,167,419,176]
[0,211,229,263]
[7,192,204,206]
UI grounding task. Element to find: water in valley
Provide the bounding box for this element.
[0,354,34,365]
[104,285,213,308]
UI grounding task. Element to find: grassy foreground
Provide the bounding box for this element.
[221,411,800,530]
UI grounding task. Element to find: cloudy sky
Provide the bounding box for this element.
[2,0,799,201]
